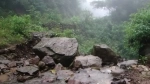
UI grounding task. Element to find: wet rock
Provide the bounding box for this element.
[74,55,102,69]
[38,61,46,70]
[24,72,57,84]
[54,63,64,72]
[111,79,126,84]
[42,56,55,68]
[52,80,66,84]
[24,78,42,84]
[57,70,74,80]
[29,56,40,65]
[17,75,32,82]
[0,60,10,65]
[8,61,17,68]
[24,60,30,66]
[100,66,124,75]
[137,65,149,72]
[33,37,78,67]
[68,70,95,84]
[0,64,9,74]
[16,61,24,67]
[41,72,57,83]
[68,68,113,84]
[118,60,137,69]
[17,65,39,75]
[92,44,118,65]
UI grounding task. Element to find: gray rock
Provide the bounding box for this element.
[24,72,57,84]
[42,72,57,83]
[68,68,113,84]
[8,61,17,68]
[17,65,39,75]
[42,56,55,68]
[57,70,74,80]
[33,37,78,67]
[0,64,8,74]
[0,60,10,65]
[74,55,102,69]
[100,66,124,75]
[29,56,40,65]
[92,44,119,65]
[0,64,7,69]
[118,60,137,69]
[54,63,64,72]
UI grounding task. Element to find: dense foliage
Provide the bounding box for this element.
[125,5,150,52]
[0,0,150,59]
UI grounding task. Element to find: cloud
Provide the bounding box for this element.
[80,0,109,17]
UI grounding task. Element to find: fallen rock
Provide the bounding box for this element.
[42,56,55,68]
[33,37,78,67]
[17,75,32,82]
[74,55,102,69]
[54,63,64,72]
[0,64,8,74]
[0,60,10,65]
[29,56,40,65]
[8,61,17,68]
[38,61,46,70]
[17,65,39,75]
[68,68,113,84]
[24,72,57,84]
[57,70,74,80]
[100,66,124,75]
[137,65,149,72]
[42,72,57,83]
[92,44,118,65]
[118,60,137,69]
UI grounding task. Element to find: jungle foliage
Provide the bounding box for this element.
[0,0,150,59]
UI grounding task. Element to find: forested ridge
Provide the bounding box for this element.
[0,0,150,59]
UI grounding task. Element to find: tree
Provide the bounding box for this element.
[124,5,150,56]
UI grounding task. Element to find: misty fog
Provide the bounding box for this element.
[80,0,109,17]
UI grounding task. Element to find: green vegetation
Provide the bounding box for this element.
[0,15,45,48]
[0,0,150,59]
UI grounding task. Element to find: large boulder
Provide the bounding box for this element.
[92,44,119,65]
[33,37,78,67]
[73,55,102,69]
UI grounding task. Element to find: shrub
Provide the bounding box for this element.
[124,5,150,57]
[0,15,46,48]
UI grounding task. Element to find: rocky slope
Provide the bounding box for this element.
[0,35,150,84]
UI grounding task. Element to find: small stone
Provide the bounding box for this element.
[42,56,55,68]
[29,56,40,65]
[74,55,102,69]
[17,65,39,75]
[8,61,17,68]
[24,60,30,66]
[54,63,64,72]
[38,61,46,70]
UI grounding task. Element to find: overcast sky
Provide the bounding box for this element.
[80,0,109,17]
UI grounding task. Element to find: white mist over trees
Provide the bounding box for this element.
[80,0,109,17]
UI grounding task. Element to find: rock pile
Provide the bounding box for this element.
[0,36,149,84]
